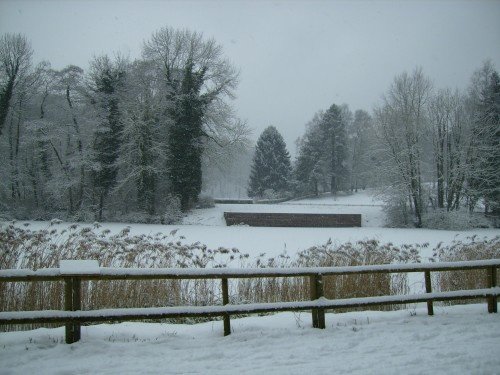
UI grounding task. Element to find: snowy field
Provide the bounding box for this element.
[1,304,499,374]
[13,190,500,262]
[2,190,499,374]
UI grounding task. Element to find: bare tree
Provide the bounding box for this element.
[427,89,469,211]
[375,67,432,227]
[0,33,33,136]
[465,60,500,215]
[143,27,242,210]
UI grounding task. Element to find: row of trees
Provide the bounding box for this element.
[0,30,249,221]
[248,62,499,228]
[374,64,499,227]
[248,106,373,200]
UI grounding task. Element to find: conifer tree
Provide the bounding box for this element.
[294,104,349,195]
[248,126,292,198]
[89,55,126,220]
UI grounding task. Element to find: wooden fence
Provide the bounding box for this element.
[0,259,498,344]
[224,212,362,227]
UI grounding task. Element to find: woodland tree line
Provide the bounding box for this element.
[248,66,499,228]
[1,28,498,228]
[0,29,249,222]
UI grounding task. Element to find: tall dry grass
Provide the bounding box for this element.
[7,221,492,331]
[431,235,500,304]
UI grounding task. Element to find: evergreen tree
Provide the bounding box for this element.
[143,27,240,212]
[322,104,349,193]
[294,104,349,195]
[348,110,373,192]
[89,55,126,220]
[248,126,292,198]
[167,60,206,211]
[294,113,326,195]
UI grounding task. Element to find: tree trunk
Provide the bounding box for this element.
[0,78,15,136]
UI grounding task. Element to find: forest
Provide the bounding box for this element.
[0,28,498,228]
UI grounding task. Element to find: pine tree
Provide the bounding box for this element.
[294,104,349,195]
[89,55,126,220]
[248,126,292,198]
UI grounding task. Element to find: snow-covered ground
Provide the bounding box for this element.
[2,190,499,374]
[15,190,500,262]
[1,304,498,374]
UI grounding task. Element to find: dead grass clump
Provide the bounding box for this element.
[233,239,423,311]
[431,235,500,304]
[0,222,245,330]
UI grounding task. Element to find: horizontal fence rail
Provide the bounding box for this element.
[1,259,498,344]
[2,259,499,281]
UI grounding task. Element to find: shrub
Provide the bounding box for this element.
[161,195,183,224]
[196,195,215,209]
[423,209,491,230]
[431,236,500,298]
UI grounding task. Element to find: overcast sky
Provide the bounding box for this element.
[1,0,499,154]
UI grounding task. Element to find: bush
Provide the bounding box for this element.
[161,195,183,224]
[380,186,414,228]
[423,209,492,230]
[431,236,500,299]
[196,195,215,209]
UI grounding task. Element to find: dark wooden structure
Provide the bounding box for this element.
[224,212,362,227]
[1,259,498,344]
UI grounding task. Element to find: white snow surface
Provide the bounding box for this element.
[60,260,99,275]
[13,190,499,263]
[2,190,500,373]
[1,304,498,374]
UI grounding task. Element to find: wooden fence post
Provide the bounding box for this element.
[221,278,231,336]
[424,271,434,316]
[65,277,81,344]
[310,274,325,329]
[487,267,497,313]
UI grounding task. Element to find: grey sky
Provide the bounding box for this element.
[1,0,499,155]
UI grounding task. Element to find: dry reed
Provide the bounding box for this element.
[5,222,490,331]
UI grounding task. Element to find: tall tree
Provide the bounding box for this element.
[247,126,292,198]
[348,110,374,192]
[427,89,469,211]
[0,33,33,136]
[89,55,127,220]
[116,60,165,215]
[295,112,325,195]
[295,104,349,195]
[374,67,432,227]
[143,27,239,211]
[466,61,500,216]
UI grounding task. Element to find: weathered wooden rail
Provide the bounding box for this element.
[224,212,362,227]
[0,259,498,344]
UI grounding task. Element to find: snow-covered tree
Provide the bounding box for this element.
[0,33,33,136]
[466,61,500,216]
[348,109,374,192]
[248,126,292,198]
[427,89,470,211]
[374,67,432,227]
[88,55,127,220]
[295,103,349,195]
[143,27,240,211]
